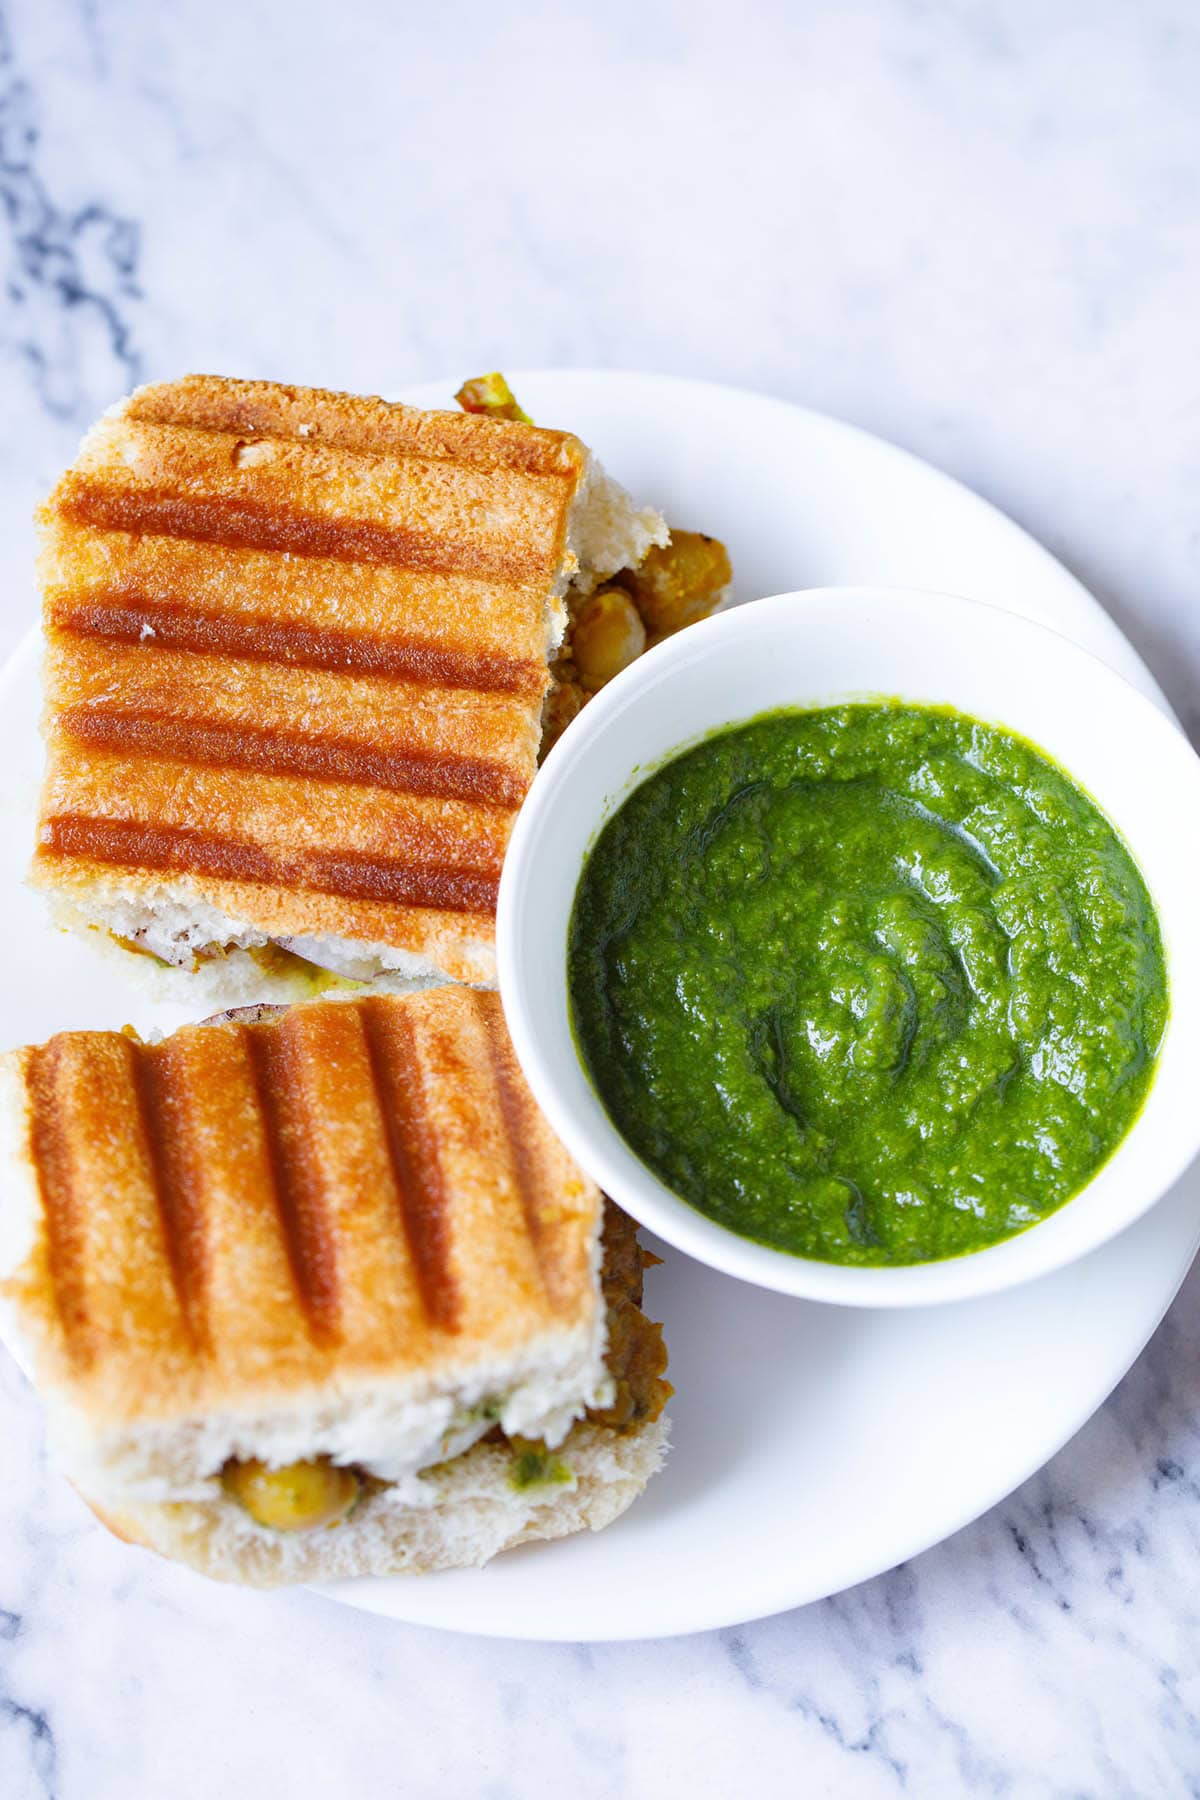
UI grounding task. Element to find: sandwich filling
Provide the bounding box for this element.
[216,1203,670,1535]
[0,990,670,1573]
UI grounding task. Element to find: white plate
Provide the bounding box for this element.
[2,370,1195,1642]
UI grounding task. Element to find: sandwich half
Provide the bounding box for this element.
[0,987,669,1585]
[32,375,668,990]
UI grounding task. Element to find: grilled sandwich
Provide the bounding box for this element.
[0,987,669,1586]
[32,375,670,989]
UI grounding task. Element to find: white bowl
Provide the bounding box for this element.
[498,587,1200,1306]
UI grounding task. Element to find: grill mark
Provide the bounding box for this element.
[25,1043,91,1366]
[57,479,550,583]
[47,597,546,697]
[476,994,569,1311]
[41,817,502,916]
[58,707,526,810]
[127,1041,207,1348]
[244,1024,340,1343]
[359,999,458,1332]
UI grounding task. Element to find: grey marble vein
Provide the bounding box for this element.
[0,7,143,422]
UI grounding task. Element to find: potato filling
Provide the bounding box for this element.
[586,1201,672,1431]
[220,1457,361,1533]
[221,1203,669,1531]
[455,370,731,751]
[544,532,731,752]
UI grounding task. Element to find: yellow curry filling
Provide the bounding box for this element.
[458,371,732,751]
[221,1202,670,1534]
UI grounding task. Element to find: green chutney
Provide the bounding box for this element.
[568,703,1168,1266]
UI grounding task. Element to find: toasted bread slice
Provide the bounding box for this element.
[0,988,611,1504]
[32,376,665,987]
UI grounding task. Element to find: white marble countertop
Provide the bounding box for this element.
[3,2,1200,1794]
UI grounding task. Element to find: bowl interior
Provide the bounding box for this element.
[499,588,1200,1305]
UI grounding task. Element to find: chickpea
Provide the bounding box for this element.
[621,530,732,638]
[221,1456,361,1532]
[571,587,647,692]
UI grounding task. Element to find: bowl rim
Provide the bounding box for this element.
[498,585,1200,1307]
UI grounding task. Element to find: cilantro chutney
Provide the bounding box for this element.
[568,703,1168,1267]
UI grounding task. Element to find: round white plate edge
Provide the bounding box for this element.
[2,370,1195,1641]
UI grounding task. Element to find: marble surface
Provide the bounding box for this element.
[2,0,1200,1793]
